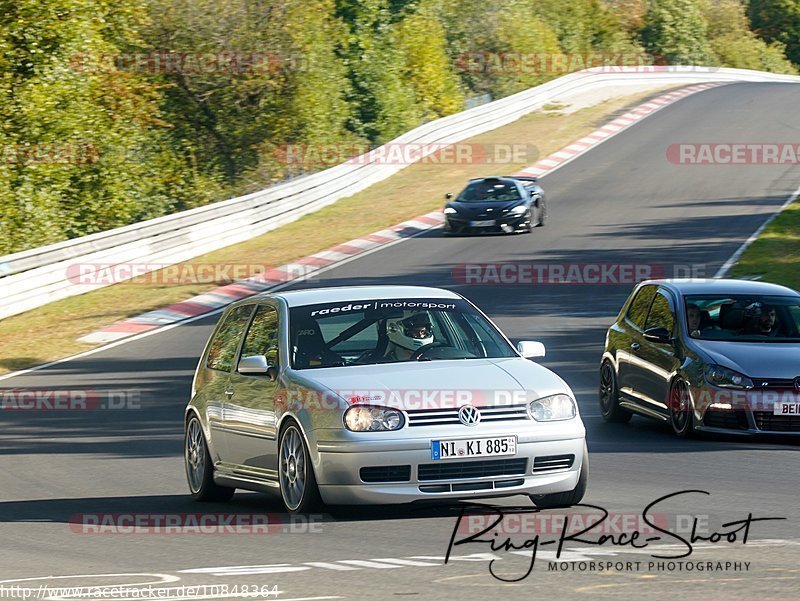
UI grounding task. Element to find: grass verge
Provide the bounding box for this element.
[730,198,800,288]
[0,87,676,374]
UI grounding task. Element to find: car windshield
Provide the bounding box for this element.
[289,298,517,368]
[457,180,522,203]
[684,294,800,342]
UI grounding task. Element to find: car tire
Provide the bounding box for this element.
[185,415,235,502]
[279,420,322,514]
[599,360,632,423]
[530,444,588,509]
[668,378,694,438]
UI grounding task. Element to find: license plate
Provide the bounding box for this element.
[469,220,495,227]
[431,436,517,460]
[774,402,800,415]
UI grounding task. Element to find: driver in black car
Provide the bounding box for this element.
[383,312,435,361]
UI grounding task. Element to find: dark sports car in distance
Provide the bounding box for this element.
[443,176,546,234]
[599,278,800,438]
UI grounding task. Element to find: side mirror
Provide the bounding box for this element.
[643,327,672,343]
[517,340,546,359]
[237,354,270,374]
[445,192,453,200]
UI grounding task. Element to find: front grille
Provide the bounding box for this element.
[751,378,798,390]
[532,454,574,473]
[360,465,411,483]
[753,412,800,432]
[418,478,525,494]
[406,404,529,427]
[418,458,527,481]
[703,410,749,430]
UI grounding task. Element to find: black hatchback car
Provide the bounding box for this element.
[599,279,800,438]
[443,176,546,234]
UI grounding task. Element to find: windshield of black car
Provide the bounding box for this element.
[288,298,517,368]
[457,180,522,203]
[684,294,800,341]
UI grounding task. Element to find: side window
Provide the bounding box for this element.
[241,306,280,366]
[206,305,254,372]
[626,285,657,330]
[645,291,675,333]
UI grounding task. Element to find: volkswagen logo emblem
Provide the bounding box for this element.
[458,405,481,426]
[794,377,800,393]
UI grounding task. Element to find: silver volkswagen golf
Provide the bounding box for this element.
[185,286,587,513]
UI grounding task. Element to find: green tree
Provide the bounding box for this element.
[336,0,422,142]
[707,0,796,72]
[0,0,204,255]
[642,0,716,64]
[748,0,800,65]
[394,1,464,120]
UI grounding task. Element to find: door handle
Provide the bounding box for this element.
[630,342,640,351]
[224,387,234,399]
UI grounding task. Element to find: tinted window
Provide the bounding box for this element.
[645,291,675,333]
[626,285,657,330]
[206,305,254,372]
[457,180,522,203]
[289,298,517,368]
[241,305,280,365]
[684,294,800,341]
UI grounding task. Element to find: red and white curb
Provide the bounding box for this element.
[79,214,445,343]
[516,82,726,177]
[80,82,725,344]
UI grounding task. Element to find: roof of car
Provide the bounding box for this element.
[468,175,537,184]
[642,278,799,296]
[269,285,462,307]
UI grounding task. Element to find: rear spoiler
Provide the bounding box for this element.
[467,175,538,183]
[505,175,538,183]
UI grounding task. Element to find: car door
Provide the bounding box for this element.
[199,303,255,465]
[223,303,282,478]
[617,284,657,403]
[631,287,680,415]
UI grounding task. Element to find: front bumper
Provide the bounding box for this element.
[691,384,800,436]
[313,435,586,505]
[444,213,530,235]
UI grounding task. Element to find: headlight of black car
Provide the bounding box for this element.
[704,365,754,389]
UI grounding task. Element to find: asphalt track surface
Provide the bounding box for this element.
[2,82,800,601]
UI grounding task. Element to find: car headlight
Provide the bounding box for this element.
[444,207,457,215]
[509,205,527,215]
[344,405,405,431]
[528,394,576,421]
[704,365,753,389]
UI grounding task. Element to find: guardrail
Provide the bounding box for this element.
[3,66,800,320]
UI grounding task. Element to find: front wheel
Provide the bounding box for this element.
[530,444,588,509]
[279,421,322,514]
[599,361,632,423]
[185,416,235,502]
[669,378,694,438]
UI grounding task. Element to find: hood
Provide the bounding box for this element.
[695,340,800,378]
[296,358,570,409]
[450,200,524,216]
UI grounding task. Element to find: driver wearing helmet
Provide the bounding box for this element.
[383,312,434,361]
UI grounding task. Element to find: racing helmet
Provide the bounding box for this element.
[386,312,434,351]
